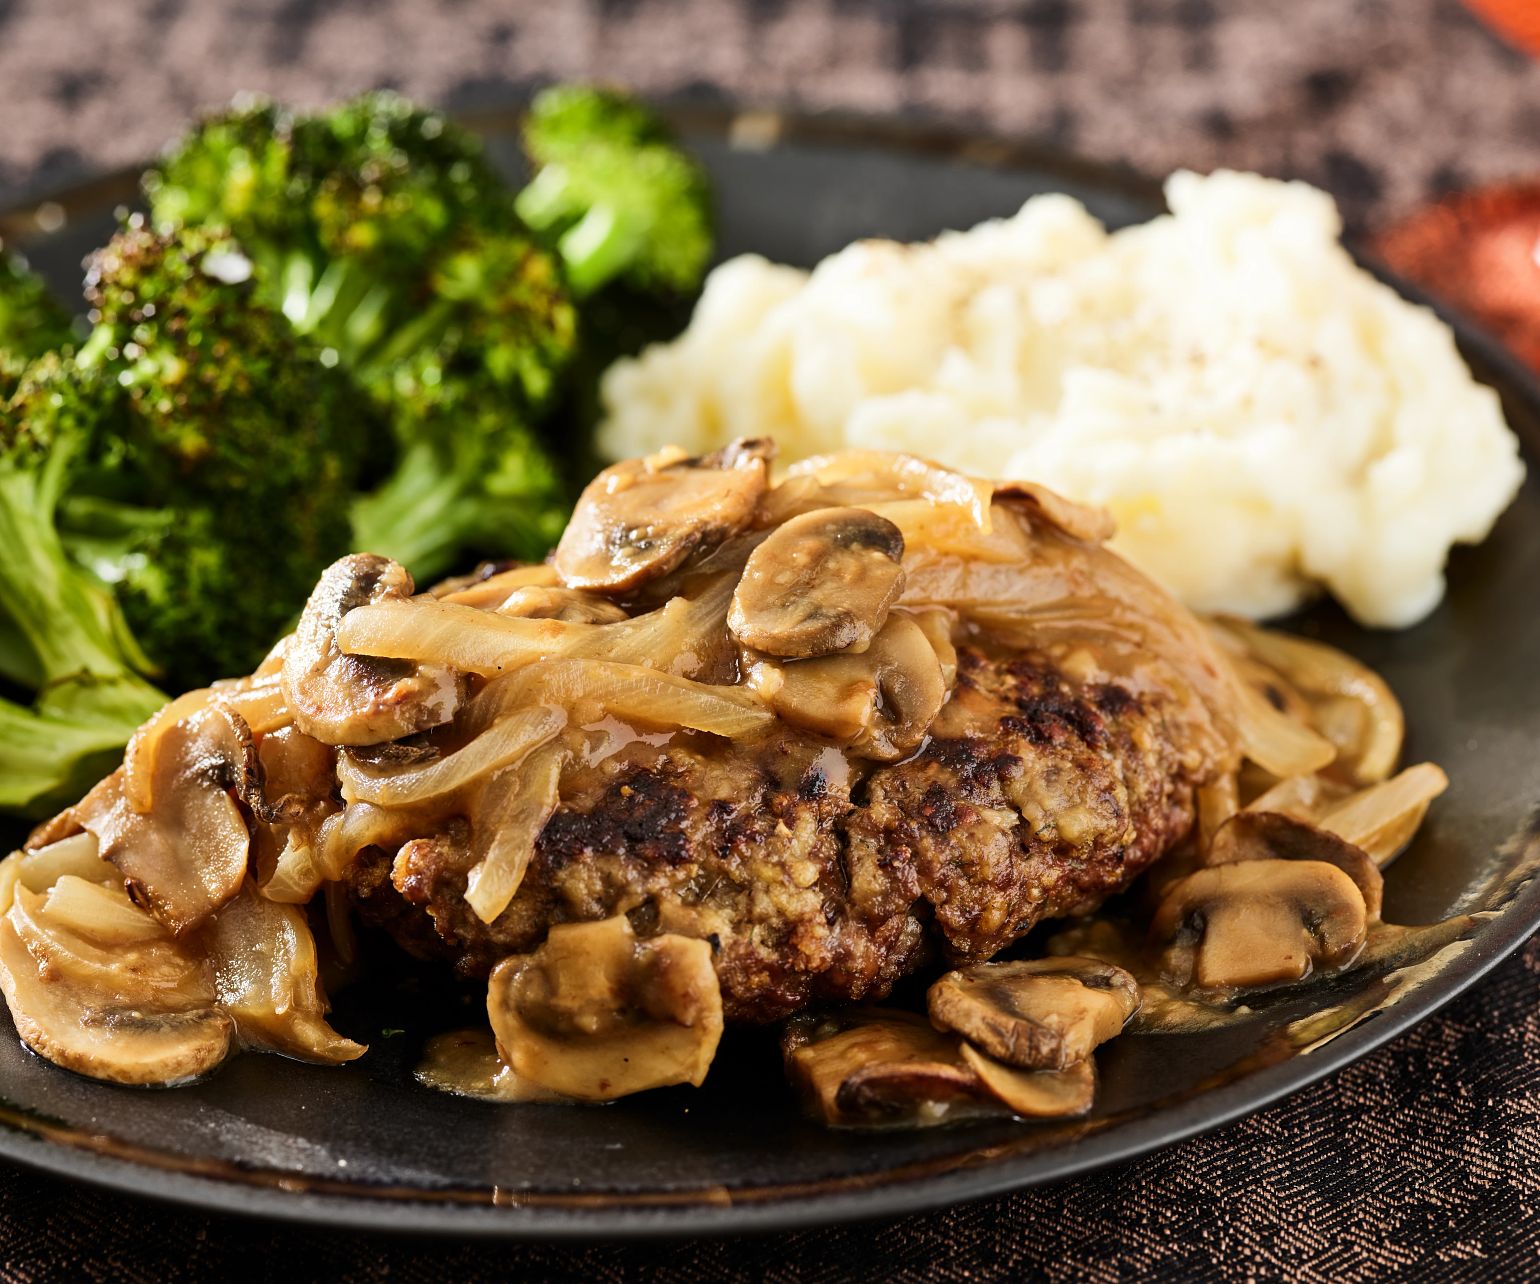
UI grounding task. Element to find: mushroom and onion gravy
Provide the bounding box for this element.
[0,441,1450,1128]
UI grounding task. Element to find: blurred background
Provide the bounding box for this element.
[1,0,1535,237]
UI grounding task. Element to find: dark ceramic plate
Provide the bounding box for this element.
[2,108,1539,1240]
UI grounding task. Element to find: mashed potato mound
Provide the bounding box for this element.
[599,170,1524,628]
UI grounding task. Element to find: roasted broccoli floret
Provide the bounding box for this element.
[515,85,713,298]
[0,220,369,813]
[145,92,577,582]
[0,247,74,399]
[512,88,713,485]
[0,357,165,816]
[350,224,575,570]
[64,219,366,683]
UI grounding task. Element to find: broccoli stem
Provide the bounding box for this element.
[0,428,165,815]
[513,164,577,234]
[0,680,163,816]
[558,204,648,299]
[348,438,479,582]
[0,450,157,689]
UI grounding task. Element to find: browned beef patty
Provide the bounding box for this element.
[347,644,1202,1023]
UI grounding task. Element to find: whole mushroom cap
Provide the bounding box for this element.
[555,439,774,593]
[927,956,1140,1071]
[728,506,906,658]
[1151,858,1369,991]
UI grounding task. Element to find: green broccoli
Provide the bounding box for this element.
[146,93,576,582]
[0,220,371,816]
[0,356,166,816]
[350,223,575,570]
[0,247,74,400]
[66,219,367,683]
[515,85,713,299]
[513,88,713,485]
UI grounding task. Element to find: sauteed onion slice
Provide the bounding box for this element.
[469,660,774,740]
[1210,618,1403,786]
[337,574,738,681]
[786,451,994,532]
[464,741,566,924]
[208,885,364,1064]
[1229,670,1339,780]
[338,704,566,807]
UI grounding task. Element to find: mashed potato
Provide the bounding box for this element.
[599,170,1524,628]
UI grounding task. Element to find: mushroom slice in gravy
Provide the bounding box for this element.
[1151,859,1369,991]
[782,1009,990,1128]
[729,507,906,658]
[555,438,774,592]
[746,611,946,761]
[958,1043,1097,1119]
[1204,809,1384,921]
[0,864,232,1086]
[283,554,465,747]
[927,957,1140,1071]
[73,712,252,935]
[487,914,724,1101]
[782,1008,1099,1127]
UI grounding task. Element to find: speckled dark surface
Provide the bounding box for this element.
[2,3,1539,1279]
[2,0,1539,235]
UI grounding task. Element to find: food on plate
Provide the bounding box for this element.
[0,222,363,815]
[147,86,715,582]
[516,85,714,300]
[146,90,577,582]
[0,86,713,819]
[600,170,1525,628]
[0,248,73,396]
[0,443,1450,1127]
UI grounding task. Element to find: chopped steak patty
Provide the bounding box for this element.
[348,644,1205,1023]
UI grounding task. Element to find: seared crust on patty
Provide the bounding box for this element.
[348,643,1202,1022]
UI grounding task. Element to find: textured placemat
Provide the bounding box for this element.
[2,0,1538,231]
[1,1,1538,1279]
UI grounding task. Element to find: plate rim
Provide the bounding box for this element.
[2,102,1539,1240]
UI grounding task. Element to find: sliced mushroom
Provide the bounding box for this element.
[1151,860,1368,991]
[487,914,724,1101]
[782,1009,990,1127]
[927,957,1140,1070]
[1204,809,1384,921]
[0,878,232,1085]
[74,713,252,935]
[746,612,946,761]
[728,507,906,658]
[958,1044,1097,1119]
[205,883,364,1064]
[495,585,630,624]
[554,439,774,592]
[782,1008,1096,1127]
[282,554,466,747]
[124,700,259,818]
